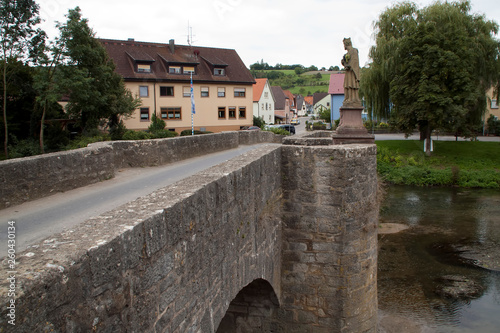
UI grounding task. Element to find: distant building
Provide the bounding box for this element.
[271,86,291,123]
[252,78,275,124]
[296,95,307,116]
[328,73,345,122]
[100,38,255,133]
[312,92,330,116]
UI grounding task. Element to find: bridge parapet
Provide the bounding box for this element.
[0,144,283,332]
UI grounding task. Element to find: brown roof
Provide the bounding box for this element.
[271,86,287,110]
[313,92,329,105]
[99,38,255,85]
[283,90,295,107]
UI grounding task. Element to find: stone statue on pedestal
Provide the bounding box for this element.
[341,38,361,108]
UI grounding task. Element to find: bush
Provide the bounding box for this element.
[8,138,42,158]
[486,114,500,135]
[264,127,291,135]
[180,129,213,136]
[253,116,265,128]
[312,121,327,130]
[148,113,166,133]
[122,130,152,140]
[151,130,178,139]
[66,134,110,149]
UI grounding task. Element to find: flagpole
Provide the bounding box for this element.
[190,72,195,135]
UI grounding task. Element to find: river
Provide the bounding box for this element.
[378,186,500,333]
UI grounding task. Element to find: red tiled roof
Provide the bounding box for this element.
[304,96,314,106]
[253,78,268,102]
[328,73,345,95]
[99,38,255,84]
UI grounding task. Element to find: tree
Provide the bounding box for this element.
[363,1,500,155]
[57,7,140,134]
[1,0,43,158]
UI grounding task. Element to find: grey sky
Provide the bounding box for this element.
[38,0,500,68]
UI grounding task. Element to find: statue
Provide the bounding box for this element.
[341,38,361,107]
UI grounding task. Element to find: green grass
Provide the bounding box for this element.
[376,140,500,188]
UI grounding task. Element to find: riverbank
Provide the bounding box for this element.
[376,140,500,188]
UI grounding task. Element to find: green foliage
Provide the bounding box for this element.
[312,122,327,130]
[486,114,500,135]
[65,133,110,149]
[376,140,500,188]
[180,129,212,136]
[8,137,42,158]
[148,113,166,132]
[253,115,265,128]
[263,127,291,136]
[57,7,141,133]
[364,1,500,153]
[1,0,44,158]
[317,108,331,123]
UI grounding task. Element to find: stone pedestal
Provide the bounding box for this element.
[333,106,374,144]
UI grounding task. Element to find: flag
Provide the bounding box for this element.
[190,73,196,114]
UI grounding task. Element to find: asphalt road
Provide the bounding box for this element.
[0,144,271,254]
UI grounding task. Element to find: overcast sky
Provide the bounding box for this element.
[38,0,500,69]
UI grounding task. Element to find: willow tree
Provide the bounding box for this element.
[363,0,500,155]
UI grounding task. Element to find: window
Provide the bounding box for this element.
[492,99,498,109]
[169,66,181,74]
[264,92,268,98]
[234,88,246,97]
[214,68,225,76]
[239,107,246,118]
[160,86,174,97]
[137,64,151,73]
[201,87,209,97]
[183,86,191,97]
[183,66,195,74]
[161,107,182,120]
[139,86,149,97]
[228,107,236,118]
[140,108,150,121]
[218,107,226,119]
[218,87,225,97]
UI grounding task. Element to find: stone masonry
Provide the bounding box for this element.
[0,131,378,332]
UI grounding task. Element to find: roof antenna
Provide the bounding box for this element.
[187,21,196,46]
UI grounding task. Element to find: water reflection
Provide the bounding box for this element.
[378,186,500,332]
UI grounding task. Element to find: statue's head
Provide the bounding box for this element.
[343,38,352,48]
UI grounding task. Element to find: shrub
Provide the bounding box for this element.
[8,138,42,158]
[122,130,152,140]
[180,129,213,136]
[264,127,291,135]
[312,121,327,130]
[66,134,110,149]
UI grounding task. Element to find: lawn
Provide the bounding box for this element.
[376,140,500,188]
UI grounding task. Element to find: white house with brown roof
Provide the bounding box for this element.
[100,38,255,133]
[252,78,275,124]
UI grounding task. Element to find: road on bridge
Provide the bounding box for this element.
[0,144,273,254]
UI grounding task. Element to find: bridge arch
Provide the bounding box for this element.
[217,278,280,333]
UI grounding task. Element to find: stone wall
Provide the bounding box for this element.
[279,143,378,332]
[0,131,281,209]
[0,145,283,332]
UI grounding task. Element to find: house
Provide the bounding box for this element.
[283,90,296,117]
[271,86,291,123]
[296,95,307,116]
[304,96,314,114]
[312,92,330,116]
[252,78,275,124]
[100,38,255,133]
[328,73,345,122]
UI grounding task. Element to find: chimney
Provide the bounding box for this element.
[169,39,175,53]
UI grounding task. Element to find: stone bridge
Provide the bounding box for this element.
[0,131,378,332]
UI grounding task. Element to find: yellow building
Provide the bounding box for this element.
[100,38,255,133]
[486,87,499,120]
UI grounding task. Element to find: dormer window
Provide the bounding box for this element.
[184,66,195,74]
[214,68,225,76]
[137,64,151,73]
[169,66,181,74]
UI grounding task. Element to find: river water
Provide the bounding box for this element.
[378,186,500,333]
